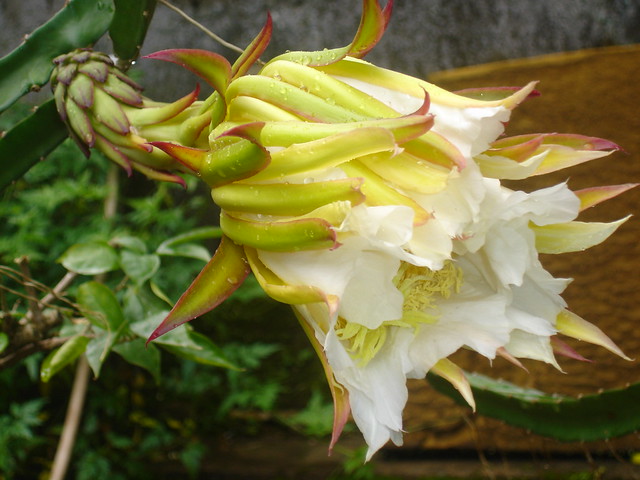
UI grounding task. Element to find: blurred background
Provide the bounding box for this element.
[1,1,639,478]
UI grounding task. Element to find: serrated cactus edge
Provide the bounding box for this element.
[428,371,640,442]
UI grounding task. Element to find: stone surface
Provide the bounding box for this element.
[2,0,640,100]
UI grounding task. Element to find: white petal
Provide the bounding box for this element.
[409,293,510,376]
[339,251,403,329]
[430,103,511,158]
[483,223,534,286]
[325,327,414,459]
[505,330,560,369]
[258,246,356,299]
[342,204,414,248]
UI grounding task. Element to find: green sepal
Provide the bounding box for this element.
[231,13,272,78]
[212,178,365,216]
[220,212,338,252]
[152,135,270,188]
[244,247,328,305]
[224,114,433,148]
[147,236,250,341]
[267,0,391,67]
[0,100,68,192]
[403,131,466,169]
[127,86,200,126]
[0,0,115,112]
[260,60,398,119]
[144,48,231,96]
[429,371,640,442]
[250,127,396,181]
[40,335,90,382]
[532,217,630,254]
[340,160,431,225]
[361,150,451,195]
[226,75,369,123]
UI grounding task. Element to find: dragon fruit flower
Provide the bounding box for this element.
[51,48,210,185]
[148,0,633,460]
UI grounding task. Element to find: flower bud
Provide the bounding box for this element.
[51,49,208,185]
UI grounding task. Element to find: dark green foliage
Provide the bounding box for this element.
[0,100,68,192]
[0,0,115,112]
[110,0,158,67]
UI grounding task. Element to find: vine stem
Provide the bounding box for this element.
[49,164,120,479]
[158,0,245,54]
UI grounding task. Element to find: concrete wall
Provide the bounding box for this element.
[2,0,639,100]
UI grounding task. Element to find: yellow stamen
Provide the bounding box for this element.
[335,261,463,365]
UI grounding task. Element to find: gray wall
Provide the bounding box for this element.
[2,0,639,100]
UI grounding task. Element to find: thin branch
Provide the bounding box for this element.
[158,0,245,55]
[15,257,42,324]
[49,356,90,480]
[39,271,78,309]
[104,164,119,220]
[49,162,121,480]
[0,336,68,369]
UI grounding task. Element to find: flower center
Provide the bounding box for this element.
[335,261,463,365]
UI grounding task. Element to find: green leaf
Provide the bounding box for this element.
[120,250,160,285]
[156,242,211,263]
[156,227,221,262]
[0,100,68,192]
[40,335,90,382]
[85,330,110,377]
[122,285,168,322]
[110,235,147,253]
[0,333,8,354]
[149,236,249,341]
[428,371,640,442]
[77,281,125,332]
[163,330,239,370]
[0,0,115,112]
[58,242,120,275]
[110,0,157,66]
[112,338,160,382]
[130,312,238,370]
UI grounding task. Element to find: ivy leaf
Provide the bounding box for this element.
[112,338,161,383]
[0,0,115,112]
[122,285,168,322]
[85,329,110,378]
[162,330,239,370]
[40,335,90,382]
[77,281,126,333]
[110,235,148,254]
[130,312,238,370]
[0,333,8,354]
[156,227,221,262]
[120,250,160,285]
[58,242,120,275]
